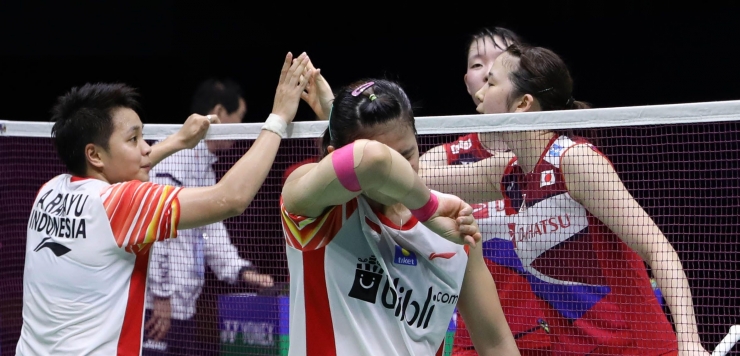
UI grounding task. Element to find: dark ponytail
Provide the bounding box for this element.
[565,97,591,110]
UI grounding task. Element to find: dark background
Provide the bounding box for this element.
[2,2,740,355]
[1,2,739,124]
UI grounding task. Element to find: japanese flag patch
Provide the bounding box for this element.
[540,169,555,187]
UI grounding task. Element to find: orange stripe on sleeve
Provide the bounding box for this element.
[103,181,182,250]
[279,196,358,251]
[128,184,160,245]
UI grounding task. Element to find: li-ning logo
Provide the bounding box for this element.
[348,255,385,304]
[429,252,456,260]
[34,237,71,257]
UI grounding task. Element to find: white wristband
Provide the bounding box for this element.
[261,114,287,138]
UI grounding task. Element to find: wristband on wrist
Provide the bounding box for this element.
[409,191,439,222]
[261,114,287,138]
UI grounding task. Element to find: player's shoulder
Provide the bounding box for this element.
[282,156,320,184]
[45,174,110,192]
[557,135,602,158]
[100,180,181,211]
[283,161,319,186]
[445,133,479,147]
[100,179,161,197]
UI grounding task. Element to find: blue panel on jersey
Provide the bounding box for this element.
[548,143,563,157]
[482,238,611,321]
[393,245,418,266]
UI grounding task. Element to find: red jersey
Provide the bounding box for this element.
[454,135,677,355]
[443,133,493,165]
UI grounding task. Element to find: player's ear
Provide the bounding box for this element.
[85,143,106,170]
[213,104,227,119]
[513,94,536,113]
[326,145,336,154]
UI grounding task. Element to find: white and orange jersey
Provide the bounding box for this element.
[17,174,182,356]
[281,194,468,356]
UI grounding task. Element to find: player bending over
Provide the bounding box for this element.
[281,78,520,356]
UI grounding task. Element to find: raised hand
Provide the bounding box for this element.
[421,192,482,247]
[299,58,334,121]
[272,52,315,124]
[175,113,218,149]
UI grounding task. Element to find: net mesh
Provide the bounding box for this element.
[1,102,739,355]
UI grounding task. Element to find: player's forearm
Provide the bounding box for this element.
[178,127,284,229]
[478,339,521,356]
[650,249,702,344]
[215,129,282,214]
[354,140,433,210]
[419,162,503,204]
[459,247,521,356]
[418,145,449,168]
[149,135,186,167]
[283,140,432,217]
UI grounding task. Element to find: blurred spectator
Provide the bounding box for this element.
[142,78,274,356]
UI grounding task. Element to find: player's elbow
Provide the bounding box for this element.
[210,187,253,219]
[354,140,393,188]
[646,245,681,270]
[224,195,252,217]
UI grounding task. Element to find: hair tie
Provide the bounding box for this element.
[351,82,375,96]
[368,94,377,101]
[566,97,575,106]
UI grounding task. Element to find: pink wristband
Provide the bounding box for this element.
[332,143,362,192]
[410,191,439,222]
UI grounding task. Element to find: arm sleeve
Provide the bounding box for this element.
[101,180,182,250]
[280,196,358,251]
[202,221,253,284]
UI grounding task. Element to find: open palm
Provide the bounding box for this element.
[300,59,334,120]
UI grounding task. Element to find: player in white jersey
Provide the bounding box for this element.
[282,79,519,355]
[17,52,315,356]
